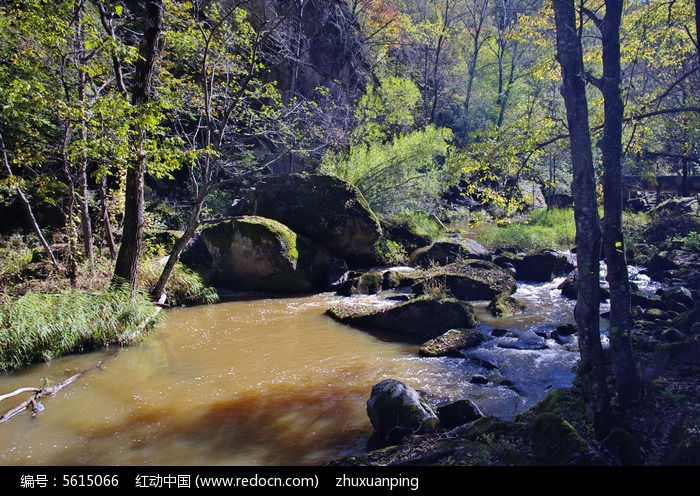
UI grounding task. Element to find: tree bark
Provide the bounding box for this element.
[75,1,94,263]
[112,0,164,294]
[599,0,640,409]
[100,173,117,260]
[552,0,609,434]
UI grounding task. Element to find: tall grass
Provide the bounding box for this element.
[0,287,160,372]
[476,208,576,252]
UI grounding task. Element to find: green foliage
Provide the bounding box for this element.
[0,288,160,372]
[476,208,575,252]
[320,125,457,215]
[0,234,35,285]
[353,76,422,144]
[386,209,445,243]
[678,231,700,252]
[139,259,218,307]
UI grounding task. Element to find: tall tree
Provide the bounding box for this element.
[585,0,640,408]
[112,0,164,294]
[552,0,609,433]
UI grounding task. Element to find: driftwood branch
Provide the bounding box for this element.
[0,361,105,423]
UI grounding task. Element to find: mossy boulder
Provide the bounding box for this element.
[418,329,486,357]
[672,302,700,333]
[327,296,478,340]
[603,428,643,466]
[366,379,439,441]
[233,174,382,262]
[414,260,517,302]
[382,268,420,290]
[412,238,491,268]
[488,293,526,317]
[336,271,384,296]
[530,413,608,466]
[186,216,335,293]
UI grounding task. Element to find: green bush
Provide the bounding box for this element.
[0,288,160,372]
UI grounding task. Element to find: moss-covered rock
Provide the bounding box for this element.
[366,379,439,442]
[418,329,486,357]
[488,293,526,317]
[382,268,420,290]
[336,271,384,296]
[233,174,382,263]
[188,216,336,293]
[414,260,517,301]
[327,296,478,340]
[530,413,608,466]
[603,428,643,466]
[672,302,700,333]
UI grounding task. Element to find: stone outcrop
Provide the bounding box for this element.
[233,174,381,263]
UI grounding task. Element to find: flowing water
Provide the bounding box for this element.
[0,266,659,466]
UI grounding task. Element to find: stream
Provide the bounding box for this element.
[0,265,659,466]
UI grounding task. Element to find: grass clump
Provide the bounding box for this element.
[139,260,219,307]
[0,287,160,372]
[476,208,575,252]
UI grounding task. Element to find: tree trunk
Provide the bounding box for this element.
[151,189,207,304]
[552,0,609,434]
[100,174,117,260]
[112,0,164,295]
[600,0,640,409]
[76,1,94,263]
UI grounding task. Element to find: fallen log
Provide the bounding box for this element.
[0,360,105,423]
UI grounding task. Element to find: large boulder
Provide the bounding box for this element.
[411,238,491,267]
[496,249,575,282]
[414,260,517,301]
[233,174,382,262]
[327,296,478,340]
[182,216,337,293]
[366,379,439,440]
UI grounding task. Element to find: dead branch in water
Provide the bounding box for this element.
[0,361,105,423]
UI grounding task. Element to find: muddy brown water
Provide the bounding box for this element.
[0,293,494,466]
[3,267,656,467]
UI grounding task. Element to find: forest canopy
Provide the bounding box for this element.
[0,0,698,290]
